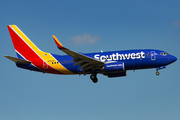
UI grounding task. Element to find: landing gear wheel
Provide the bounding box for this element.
[156,71,160,76]
[90,74,98,83]
[92,78,98,83]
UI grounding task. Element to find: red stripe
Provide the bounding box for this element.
[53,38,66,50]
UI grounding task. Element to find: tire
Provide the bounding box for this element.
[156,71,160,76]
[92,78,98,83]
[90,74,95,80]
[90,74,98,83]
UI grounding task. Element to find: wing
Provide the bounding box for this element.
[52,35,104,72]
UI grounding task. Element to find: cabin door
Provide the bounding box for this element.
[151,51,156,60]
[43,54,48,69]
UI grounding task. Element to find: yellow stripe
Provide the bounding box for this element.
[42,52,75,74]
[11,25,74,74]
[11,25,41,53]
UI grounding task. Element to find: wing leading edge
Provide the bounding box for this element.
[52,35,104,73]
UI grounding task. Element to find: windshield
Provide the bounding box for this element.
[160,52,168,56]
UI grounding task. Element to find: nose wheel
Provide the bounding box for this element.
[90,73,98,83]
[156,71,160,76]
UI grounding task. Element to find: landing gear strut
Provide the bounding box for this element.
[90,72,98,83]
[155,66,166,76]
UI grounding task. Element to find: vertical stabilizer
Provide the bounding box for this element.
[7,25,42,60]
[7,25,73,74]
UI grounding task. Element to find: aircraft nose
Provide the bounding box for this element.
[170,55,177,63]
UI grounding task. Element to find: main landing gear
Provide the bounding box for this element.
[90,72,98,83]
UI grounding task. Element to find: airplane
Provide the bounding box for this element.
[5,25,177,83]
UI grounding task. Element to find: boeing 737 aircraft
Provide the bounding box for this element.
[5,25,177,83]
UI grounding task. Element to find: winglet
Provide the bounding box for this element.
[52,35,66,50]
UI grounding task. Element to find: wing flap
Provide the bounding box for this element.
[5,56,31,64]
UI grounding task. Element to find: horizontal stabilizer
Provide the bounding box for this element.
[5,56,31,64]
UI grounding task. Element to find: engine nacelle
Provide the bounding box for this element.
[104,62,125,72]
[107,71,126,78]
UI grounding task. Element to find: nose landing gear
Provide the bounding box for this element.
[155,66,166,76]
[90,72,98,83]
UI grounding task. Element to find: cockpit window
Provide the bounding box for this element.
[160,52,168,56]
